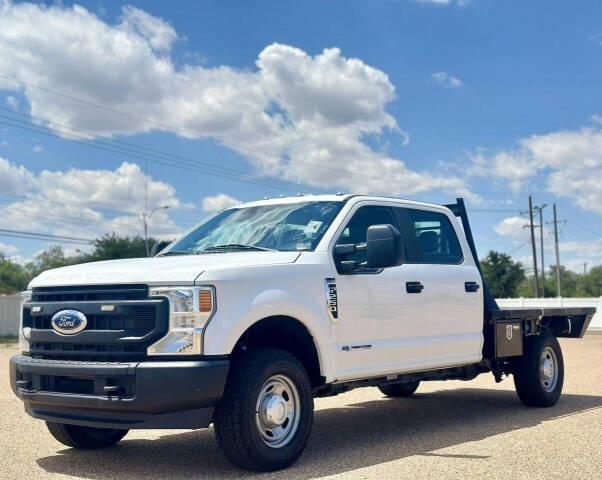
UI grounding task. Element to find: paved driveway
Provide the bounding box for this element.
[2,335,601,479]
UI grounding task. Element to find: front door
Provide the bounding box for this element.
[332,203,429,382]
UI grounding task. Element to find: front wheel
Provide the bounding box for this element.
[46,422,128,449]
[513,332,564,407]
[214,349,314,471]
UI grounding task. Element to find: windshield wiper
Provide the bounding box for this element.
[203,244,276,252]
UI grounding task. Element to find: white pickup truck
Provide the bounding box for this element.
[10,194,595,471]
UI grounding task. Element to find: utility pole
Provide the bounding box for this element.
[535,204,548,297]
[528,196,540,298]
[142,205,170,256]
[583,263,588,275]
[552,204,561,297]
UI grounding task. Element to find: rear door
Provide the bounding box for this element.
[397,206,484,368]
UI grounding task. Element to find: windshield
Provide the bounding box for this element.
[164,201,344,254]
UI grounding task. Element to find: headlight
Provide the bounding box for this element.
[147,286,215,356]
[18,290,32,352]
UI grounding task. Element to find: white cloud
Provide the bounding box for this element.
[32,145,43,153]
[37,162,189,214]
[468,126,602,214]
[202,194,240,212]
[0,160,192,240]
[0,241,18,255]
[427,72,464,88]
[0,156,35,195]
[120,5,178,52]
[6,95,17,109]
[494,216,529,241]
[0,1,474,199]
[591,114,602,125]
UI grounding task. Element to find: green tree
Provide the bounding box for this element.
[84,234,150,262]
[0,235,172,294]
[576,266,602,297]
[25,246,81,278]
[544,265,579,297]
[481,250,526,298]
[0,254,29,294]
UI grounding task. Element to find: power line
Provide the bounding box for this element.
[0,195,201,226]
[0,229,93,245]
[467,208,520,213]
[510,241,531,254]
[0,115,306,194]
[0,232,89,245]
[0,107,307,193]
[564,224,598,242]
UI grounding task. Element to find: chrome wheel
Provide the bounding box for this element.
[540,346,558,392]
[255,374,300,448]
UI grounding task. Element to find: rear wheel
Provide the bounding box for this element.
[513,332,564,407]
[378,380,420,398]
[214,349,314,471]
[46,422,128,449]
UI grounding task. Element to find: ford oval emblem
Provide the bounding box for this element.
[51,310,88,335]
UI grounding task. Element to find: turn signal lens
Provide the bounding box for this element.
[199,289,212,312]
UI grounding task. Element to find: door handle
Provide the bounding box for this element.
[406,282,424,294]
[465,282,480,293]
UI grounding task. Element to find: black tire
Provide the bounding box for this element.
[513,332,564,407]
[378,380,420,398]
[45,422,128,449]
[214,349,314,472]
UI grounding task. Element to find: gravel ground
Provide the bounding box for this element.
[1,334,601,480]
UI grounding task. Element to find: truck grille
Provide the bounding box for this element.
[32,284,148,302]
[27,285,168,361]
[31,307,156,337]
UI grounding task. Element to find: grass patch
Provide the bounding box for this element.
[0,336,17,344]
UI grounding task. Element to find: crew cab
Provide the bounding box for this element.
[9,194,596,471]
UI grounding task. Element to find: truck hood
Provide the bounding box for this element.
[29,251,301,288]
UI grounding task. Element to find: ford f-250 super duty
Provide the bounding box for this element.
[10,195,596,471]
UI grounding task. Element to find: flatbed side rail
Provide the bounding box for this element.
[489,307,596,339]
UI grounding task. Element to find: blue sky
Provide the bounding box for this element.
[0,0,601,272]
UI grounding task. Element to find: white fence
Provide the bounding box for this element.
[0,294,20,337]
[496,297,602,329]
[0,294,600,337]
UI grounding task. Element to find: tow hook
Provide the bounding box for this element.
[103,385,123,395]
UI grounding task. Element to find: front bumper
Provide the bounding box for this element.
[10,354,229,429]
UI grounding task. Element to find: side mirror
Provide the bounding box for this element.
[366,224,403,268]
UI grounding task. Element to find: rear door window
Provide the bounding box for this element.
[403,208,464,265]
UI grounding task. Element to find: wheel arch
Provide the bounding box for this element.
[231,315,325,388]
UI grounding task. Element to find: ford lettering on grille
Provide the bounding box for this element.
[51,310,88,335]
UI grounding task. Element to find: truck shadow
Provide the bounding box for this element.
[37,387,602,479]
